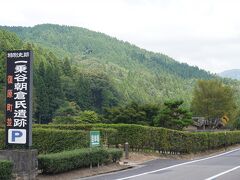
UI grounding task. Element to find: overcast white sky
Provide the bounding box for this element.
[1,0,240,73]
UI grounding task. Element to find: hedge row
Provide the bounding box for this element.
[38,148,123,174]
[0,129,88,154]
[34,124,240,153]
[32,128,89,154]
[34,125,117,145]
[0,128,117,154]
[1,124,240,154]
[0,160,13,180]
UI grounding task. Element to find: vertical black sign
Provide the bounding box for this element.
[5,50,33,147]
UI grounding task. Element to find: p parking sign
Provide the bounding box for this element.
[5,50,33,147]
[8,129,26,144]
[90,131,100,148]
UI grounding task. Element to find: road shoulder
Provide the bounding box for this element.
[37,144,240,180]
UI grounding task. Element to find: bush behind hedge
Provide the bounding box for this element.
[38,148,123,174]
[0,160,13,180]
[107,148,123,162]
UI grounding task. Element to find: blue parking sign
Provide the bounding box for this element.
[8,129,26,144]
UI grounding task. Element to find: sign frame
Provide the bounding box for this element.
[90,131,100,148]
[5,50,33,148]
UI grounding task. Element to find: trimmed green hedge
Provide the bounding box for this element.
[34,124,240,154]
[32,128,89,154]
[38,148,123,174]
[33,125,117,147]
[0,128,89,154]
[0,128,117,154]
[1,124,240,154]
[0,160,13,180]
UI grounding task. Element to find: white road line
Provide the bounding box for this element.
[115,147,240,180]
[205,165,240,180]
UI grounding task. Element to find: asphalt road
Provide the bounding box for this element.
[80,148,240,180]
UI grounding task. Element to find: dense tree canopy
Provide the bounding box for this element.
[103,103,160,125]
[154,100,192,130]
[191,80,237,125]
[103,103,147,125]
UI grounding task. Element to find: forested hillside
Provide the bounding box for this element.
[1,24,240,122]
[1,25,214,103]
[0,29,120,122]
[2,24,212,78]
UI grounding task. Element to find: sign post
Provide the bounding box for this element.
[90,131,100,148]
[5,50,33,148]
[1,50,38,179]
[89,131,100,169]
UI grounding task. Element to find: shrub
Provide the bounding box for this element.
[107,148,123,162]
[38,148,123,174]
[0,113,4,126]
[0,130,4,150]
[74,110,101,123]
[52,116,77,124]
[0,160,13,180]
[55,101,81,116]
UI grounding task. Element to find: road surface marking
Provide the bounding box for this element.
[115,148,240,180]
[205,165,240,180]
